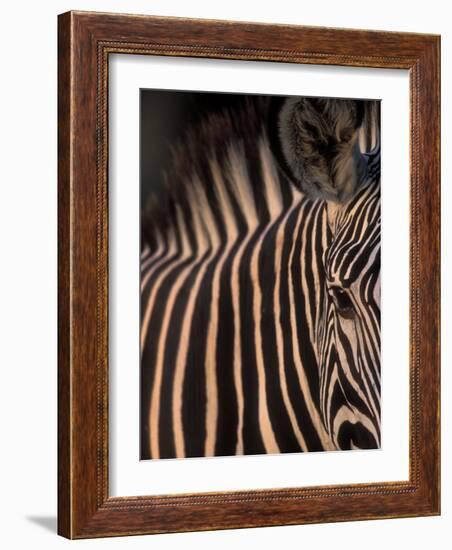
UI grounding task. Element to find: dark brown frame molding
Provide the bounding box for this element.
[58,10,440,539]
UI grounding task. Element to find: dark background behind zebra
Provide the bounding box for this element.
[140,89,255,206]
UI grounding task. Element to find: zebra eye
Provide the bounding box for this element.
[329,286,355,318]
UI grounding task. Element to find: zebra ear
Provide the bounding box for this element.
[268,97,377,203]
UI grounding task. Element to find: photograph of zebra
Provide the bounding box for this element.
[140,90,381,460]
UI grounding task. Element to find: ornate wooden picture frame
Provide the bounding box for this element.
[58,11,440,539]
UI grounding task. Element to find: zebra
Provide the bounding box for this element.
[140,95,381,459]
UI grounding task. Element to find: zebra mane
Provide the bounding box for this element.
[141,97,284,250]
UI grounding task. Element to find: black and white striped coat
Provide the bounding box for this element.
[140,97,380,459]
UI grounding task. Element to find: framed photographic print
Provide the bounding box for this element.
[58,11,440,538]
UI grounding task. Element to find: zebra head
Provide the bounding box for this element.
[271,97,381,450]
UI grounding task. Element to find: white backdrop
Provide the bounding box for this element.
[0,1,449,548]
